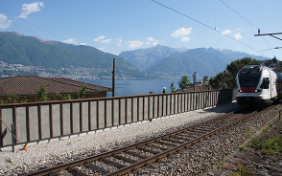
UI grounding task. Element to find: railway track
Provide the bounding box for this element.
[22,108,258,176]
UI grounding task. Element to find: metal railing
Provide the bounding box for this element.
[0,89,236,148]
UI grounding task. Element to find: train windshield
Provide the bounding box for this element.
[239,67,261,87]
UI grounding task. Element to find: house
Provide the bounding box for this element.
[0,75,112,102]
[178,83,210,92]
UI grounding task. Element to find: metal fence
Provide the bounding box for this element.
[0,89,236,148]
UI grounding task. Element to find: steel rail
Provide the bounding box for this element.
[22,107,252,176]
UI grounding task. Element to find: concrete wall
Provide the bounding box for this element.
[0,89,236,148]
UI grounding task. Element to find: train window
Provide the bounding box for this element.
[241,67,260,73]
[260,78,269,89]
[239,69,261,87]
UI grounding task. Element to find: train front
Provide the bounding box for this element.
[236,65,272,106]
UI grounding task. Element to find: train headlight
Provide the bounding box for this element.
[254,89,261,93]
[255,90,258,92]
[238,90,242,93]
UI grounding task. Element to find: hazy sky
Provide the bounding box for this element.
[1,0,282,59]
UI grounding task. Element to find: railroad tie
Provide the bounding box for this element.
[102,159,126,169]
[125,151,149,159]
[87,164,110,175]
[68,168,88,176]
[137,147,160,154]
[114,155,138,163]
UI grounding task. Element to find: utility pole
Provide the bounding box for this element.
[112,58,116,97]
[193,71,196,91]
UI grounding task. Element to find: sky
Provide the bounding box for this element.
[0,0,282,60]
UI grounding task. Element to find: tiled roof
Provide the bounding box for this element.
[0,75,112,96]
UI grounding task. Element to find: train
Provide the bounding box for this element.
[236,64,282,106]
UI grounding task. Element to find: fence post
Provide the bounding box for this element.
[11,124,15,152]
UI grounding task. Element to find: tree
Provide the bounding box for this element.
[37,83,49,101]
[178,75,192,90]
[169,81,177,93]
[77,84,87,99]
[272,56,278,64]
[210,57,261,89]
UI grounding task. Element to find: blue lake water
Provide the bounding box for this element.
[80,80,179,97]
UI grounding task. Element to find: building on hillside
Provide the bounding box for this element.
[178,83,210,92]
[203,76,209,83]
[0,75,112,102]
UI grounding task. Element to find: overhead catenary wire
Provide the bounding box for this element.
[219,0,260,29]
[150,0,260,53]
[0,8,67,40]
[218,0,277,57]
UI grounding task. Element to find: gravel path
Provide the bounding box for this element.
[0,101,240,175]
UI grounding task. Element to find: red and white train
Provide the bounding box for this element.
[236,65,282,106]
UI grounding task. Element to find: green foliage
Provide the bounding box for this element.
[263,127,270,133]
[51,92,63,100]
[210,57,261,89]
[0,99,7,104]
[19,97,28,103]
[216,161,224,167]
[6,93,20,103]
[37,83,49,102]
[236,164,253,175]
[77,84,87,99]
[169,81,177,93]
[239,147,245,152]
[62,94,72,100]
[178,75,192,89]
[250,135,282,155]
[5,158,12,163]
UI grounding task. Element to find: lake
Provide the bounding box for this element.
[80,80,179,97]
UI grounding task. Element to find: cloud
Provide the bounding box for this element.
[152,41,159,45]
[181,36,190,42]
[63,38,77,44]
[115,37,122,46]
[127,40,143,49]
[79,43,86,46]
[116,37,122,43]
[234,33,242,40]
[100,39,112,43]
[94,36,105,42]
[17,2,44,18]
[0,13,11,29]
[222,30,232,35]
[171,27,192,38]
[145,37,159,45]
[98,47,105,51]
[236,28,242,31]
[146,36,158,42]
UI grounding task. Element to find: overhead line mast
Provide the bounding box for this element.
[254,32,282,41]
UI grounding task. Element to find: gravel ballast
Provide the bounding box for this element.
[0,102,240,175]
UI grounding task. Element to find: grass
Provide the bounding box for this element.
[263,126,270,133]
[242,125,252,138]
[5,158,12,163]
[216,161,224,167]
[250,135,282,155]
[67,142,71,146]
[248,120,282,155]
[230,164,254,175]
[238,147,245,152]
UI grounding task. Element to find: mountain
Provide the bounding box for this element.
[118,44,188,70]
[0,32,152,79]
[145,47,271,80]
